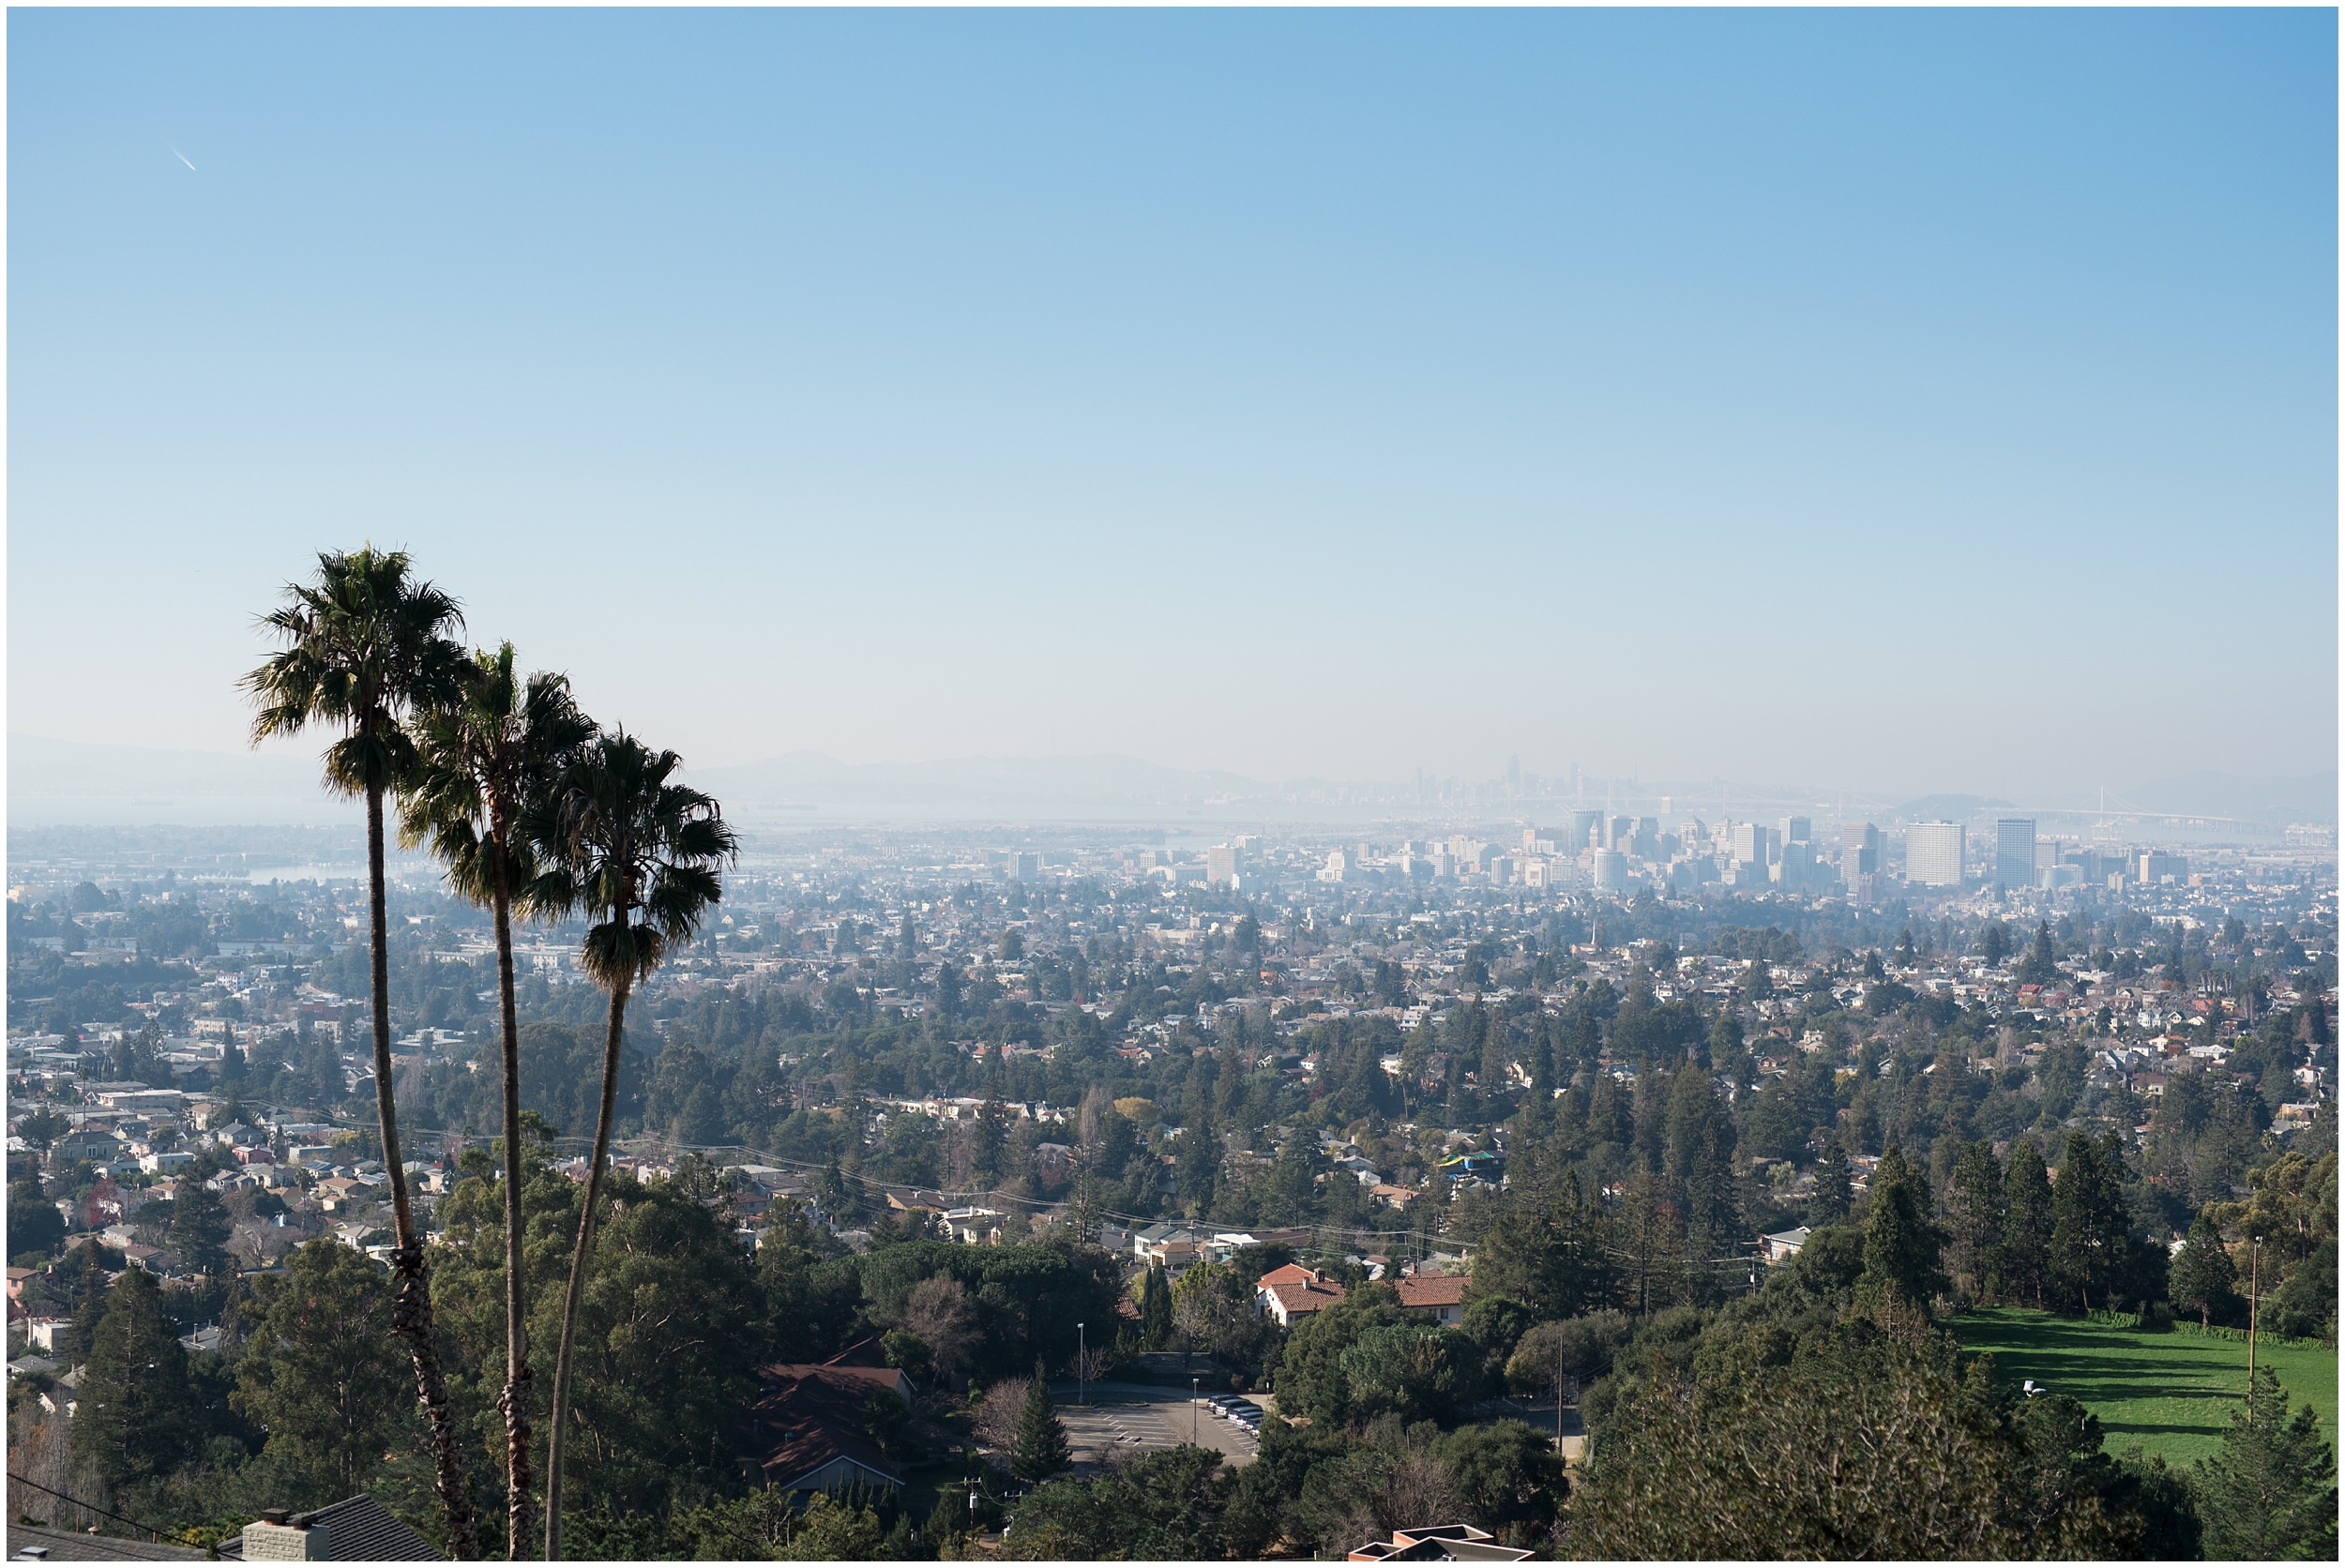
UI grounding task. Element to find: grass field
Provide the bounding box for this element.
[1948,1307,2337,1472]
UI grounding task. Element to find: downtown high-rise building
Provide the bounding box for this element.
[1842,821,1882,904]
[1908,822,1966,887]
[1995,819,2036,890]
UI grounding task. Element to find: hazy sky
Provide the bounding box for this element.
[9,8,2337,799]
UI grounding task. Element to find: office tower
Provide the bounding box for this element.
[1570,809,1603,852]
[1608,815,1633,850]
[1632,817,1659,859]
[1734,822,1763,864]
[1779,816,1811,844]
[1522,826,1540,853]
[1842,822,1880,876]
[1995,819,2035,890]
[1006,851,1040,882]
[1591,850,1626,891]
[2140,852,2188,882]
[1908,822,1965,887]
[1206,845,1237,887]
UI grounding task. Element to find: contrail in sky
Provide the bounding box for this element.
[170,144,195,171]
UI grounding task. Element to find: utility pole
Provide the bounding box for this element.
[1077,1322,1086,1408]
[2247,1235,2262,1410]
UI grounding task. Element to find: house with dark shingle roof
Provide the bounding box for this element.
[739,1338,911,1496]
[215,1496,442,1560]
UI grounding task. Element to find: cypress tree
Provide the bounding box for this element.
[1142,1264,1173,1350]
[1010,1358,1070,1481]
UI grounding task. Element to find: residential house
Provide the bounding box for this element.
[215,1495,445,1560]
[1759,1226,1811,1264]
[739,1339,913,1496]
[1394,1270,1467,1326]
[1257,1262,1347,1327]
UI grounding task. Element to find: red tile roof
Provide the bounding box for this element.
[1394,1274,1467,1310]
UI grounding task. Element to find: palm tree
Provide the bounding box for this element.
[398,643,594,1560]
[243,546,480,1559]
[522,731,737,1560]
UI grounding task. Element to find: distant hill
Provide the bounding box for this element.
[2121,771,2338,825]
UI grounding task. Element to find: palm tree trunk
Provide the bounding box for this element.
[543,967,632,1562]
[492,843,535,1560]
[370,783,480,1560]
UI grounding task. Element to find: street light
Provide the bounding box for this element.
[1077,1323,1086,1408]
[1192,1376,1200,1445]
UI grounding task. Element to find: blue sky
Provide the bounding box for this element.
[8,8,2336,799]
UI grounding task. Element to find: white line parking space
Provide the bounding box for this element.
[1049,1380,1262,1470]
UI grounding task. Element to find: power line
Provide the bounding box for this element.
[5,1472,208,1551]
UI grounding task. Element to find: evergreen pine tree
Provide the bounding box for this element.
[68,1266,198,1494]
[2050,1130,2134,1313]
[1999,1138,2055,1308]
[1010,1358,1071,1481]
[2168,1214,2239,1327]
[2017,921,2060,986]
[64,1244,113,1362]
[1854,1143,1947,1310]
[1685,1115,1741,1262]
[1944,1140,2005,1303]
[8,1177,66,1261]
[2193,1365,2337,1560]
[1808,1134,1853,1228]
[169,1184,234,1278]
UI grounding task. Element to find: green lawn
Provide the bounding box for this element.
[1948,1307,2337,1472]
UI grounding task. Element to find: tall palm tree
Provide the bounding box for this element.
[522,731,737,1560]
[399,643,594,1560]
[243,546,480,1559]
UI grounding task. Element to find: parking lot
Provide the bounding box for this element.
[1048,1380,1263,1470]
